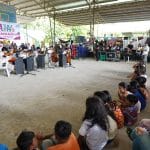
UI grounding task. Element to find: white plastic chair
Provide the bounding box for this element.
[0,57,10,77]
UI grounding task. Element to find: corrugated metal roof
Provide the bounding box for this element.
[0,0,149,25]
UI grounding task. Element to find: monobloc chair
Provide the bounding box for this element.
[0,57,10,77]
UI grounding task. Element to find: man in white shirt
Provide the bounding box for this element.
[142,44,149,63]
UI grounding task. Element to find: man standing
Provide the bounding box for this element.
[143,44,149,63]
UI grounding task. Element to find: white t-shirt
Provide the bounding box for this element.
[107,115,118,140]
[0,44,3,51]
[0,51,4,59]
[79,119,108,150]
[135,100,141,113]
[143,45,149,55]
[140,74,147,79]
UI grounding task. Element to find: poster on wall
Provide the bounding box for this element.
[0,21,20,40]
[0,3,16,23]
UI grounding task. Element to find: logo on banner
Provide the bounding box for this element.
[0,21,20,40]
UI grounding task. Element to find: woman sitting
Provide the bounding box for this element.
[93,91,118,147]
[78,96,109,150]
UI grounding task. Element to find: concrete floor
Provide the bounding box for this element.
[0,59,149,149]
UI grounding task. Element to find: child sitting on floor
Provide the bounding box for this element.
[121,94,138,126]
[78,96,109,150]
[118,82,131,106]
[93,91,118,144]
[128,60,146,81]
[103,90,124,129]
[127,119,150,150]
[128,80,147,111]
[16,130,39,150]
[40,120,80,150]
[136,76,150,101]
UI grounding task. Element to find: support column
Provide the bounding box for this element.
[53,11,56,46]
[25,24,29,44]
[48,15,53,46]
[92,0,95,38]
[91,0,96,52]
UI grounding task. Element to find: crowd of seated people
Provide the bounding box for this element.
[0,72,148,150]
[8,86,148,150]
[124,43,150,62]
[1,84,149,150]
[0,47,149,149]
[127,60,147,81]
[93,39,122,61]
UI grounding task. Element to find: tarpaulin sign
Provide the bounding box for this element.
[0,21,20,40]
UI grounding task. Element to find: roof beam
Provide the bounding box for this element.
[32,0,49,16]
[17,0,79,10]
[55,0,150,15]
[55,7,150,19]
[2,0,149,26]
[11,0,31,6]
[59,13,150,22]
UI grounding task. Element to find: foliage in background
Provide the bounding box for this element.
[27,17,89,45]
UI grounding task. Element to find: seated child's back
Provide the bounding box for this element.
[122,94,138,126]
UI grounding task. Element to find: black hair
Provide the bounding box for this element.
[135,76,147,87]
[83,96,109,131]
[129,80,139,92]
[16,131,35,150]
[55,120,72,140]
[139,66,146,75]
[126,94,138,105]
[102,90,112,102]
[118,82,128,89]
[139,60,145,66]
[94,91,107,104]
[94,91,116,121]
[2,47,8,52]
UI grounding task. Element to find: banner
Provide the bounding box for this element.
[0,21,20,40]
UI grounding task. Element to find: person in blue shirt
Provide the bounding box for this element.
[131,127,150,150]
[0,144,8,150]
[127,119,150,150]
[128,80,146,111]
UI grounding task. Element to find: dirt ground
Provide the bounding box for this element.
[0,59,149,149]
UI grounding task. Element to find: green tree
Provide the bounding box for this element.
[26,17,89,45]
